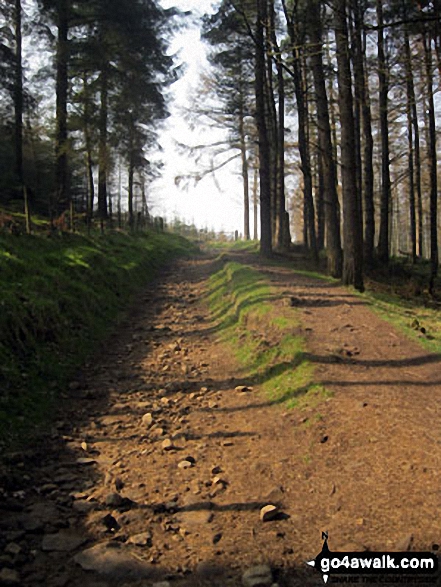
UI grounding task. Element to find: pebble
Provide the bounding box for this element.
[260,504,279,522]
[242,565,273,587]
[177,460,193,470]
[5,542,21,555]
[74,543,155,578]
[235,385,252,392]
[142,413,153,427]
[76,457,97,465]
[0,568,20,585]
[127,531,153,546]
[105,493,124,507]
[161,439,174,451]
[42,531,87,552]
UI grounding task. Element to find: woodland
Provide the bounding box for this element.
[2,3,441,584]
[0,0,441,290]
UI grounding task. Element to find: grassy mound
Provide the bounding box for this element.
[207,259,330,409]
[0,231,196,442]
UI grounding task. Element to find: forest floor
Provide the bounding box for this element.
[1,248,441,587]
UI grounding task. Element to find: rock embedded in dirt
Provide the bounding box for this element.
[41,531,87,552]
[141,413,153,427]
[0,568,20,585]
[74,542,157,579]
[127,531,153,546]
[235,385,253,393]
[105,493,124,507]
[177,460,193,470]
[260,504,279,522]
[242,564,273,587]
[76,457,97,465]
[161,439,174,451]
[4,542,21,556]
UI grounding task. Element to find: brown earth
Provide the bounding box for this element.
[1,250,441,587]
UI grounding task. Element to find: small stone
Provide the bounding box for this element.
[211,465,222,475]
[212,532,222,544]
[76,458,97,465]
[114,478,124,492]
[142,413,153,427]
[235,385,252,393]
[0,568,20,585]
[178,460,193,470]
[40,483,58,494]
[242,564,273,587]
[5,542,21,555]
[161,439,174,451]
[74,543,155,578]
[72,501,96,514]
[81,442,88,451]
[127,532,152,546]
[105,493,123,507]
[42,531,87,552]
[260,504,278,522]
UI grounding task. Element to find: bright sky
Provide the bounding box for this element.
[152,0,246,236]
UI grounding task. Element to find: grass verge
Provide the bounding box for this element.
[207,259,331,410]
[0,231,196,444]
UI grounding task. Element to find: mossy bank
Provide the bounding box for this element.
[0,231,196,444]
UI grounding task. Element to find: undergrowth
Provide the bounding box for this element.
[207,260,331,410]
[0,231,196,444]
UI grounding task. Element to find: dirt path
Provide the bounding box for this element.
[1,252,440,587]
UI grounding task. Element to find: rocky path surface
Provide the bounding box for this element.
[1,252,441,587]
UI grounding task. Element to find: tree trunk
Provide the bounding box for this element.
[82,74,95,226]
[334,0,364,291]
[255,0,272,256]
[238,109,250,240]
[309,0,342,276]
[55,0,70,220]
[269,0,286,251]
[282,2,317,261]
[423,33,438,293]
[253,164,258,240]
[98,63,109,221]
[14,0,31,233]
[403,18,417,263]
[376,0,391,264]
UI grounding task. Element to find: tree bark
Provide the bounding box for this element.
[98,63,109,221]
[55,0,70,222]
[255,0,272,256]
[403,18,417,263]
[282,0,317,261]
[423,32,438,293]
[309,0,342,276]
[238,107,250,240]
[334,0,364,291]
[14,0,31,233]
[376,0,391,264]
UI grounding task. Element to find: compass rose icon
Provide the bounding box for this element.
[306,531,331,584]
